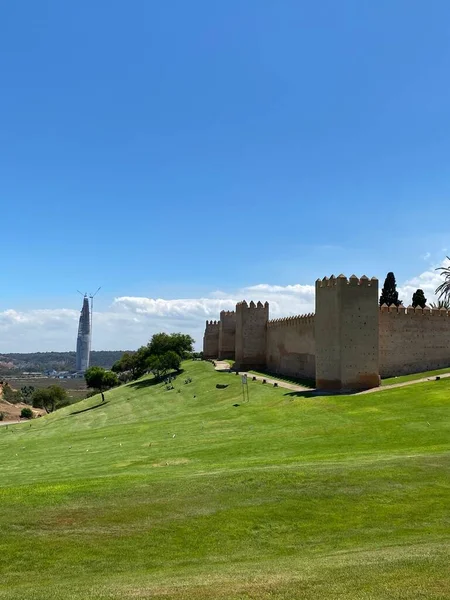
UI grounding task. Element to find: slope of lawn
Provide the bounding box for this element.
[0,360,449,599]
[382,366,450,385]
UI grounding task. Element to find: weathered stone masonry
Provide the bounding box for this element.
[218,311,236,360]
[203,273,450,390]
[203,320,219,359]
[315,275,380,390]
[234,301,268,371]
[379,304,450,377]
[266,314,315,380]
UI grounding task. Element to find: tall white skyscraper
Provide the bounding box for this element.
[76,295,91,372]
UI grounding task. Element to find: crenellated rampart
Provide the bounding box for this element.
[379,304,450,377]
[266,313,315,379]
[218,310,236,360]
[203,320,220,359]
[234,300,269,370]
[268,313,315,327]
[202,272,450,389]
[315,274,379,390]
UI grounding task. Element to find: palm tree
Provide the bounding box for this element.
[435,257,450,302]
[430,299,450,310]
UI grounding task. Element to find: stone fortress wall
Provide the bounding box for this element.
[204,273,450,390]
[218,311,236,360]
[234,301,269,371]
[379,304,450,377]
[266,315,315,380]
[203,320,220,359]
[315,275,380,390]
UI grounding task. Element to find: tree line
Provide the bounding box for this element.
[82,332,196,395]
[0,351,128,375]
[379,261,450,309]
[2,333,198,419]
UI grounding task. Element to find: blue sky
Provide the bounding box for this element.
[1,1,450,351]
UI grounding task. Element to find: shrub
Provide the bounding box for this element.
[20,385,35,404]
[0,412,4,421]
[20,407,33,419]
[2,383,21,404]
[118,372,132,384]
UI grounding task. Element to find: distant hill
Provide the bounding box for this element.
[0,351,130,374]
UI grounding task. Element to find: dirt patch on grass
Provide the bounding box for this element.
[152,458,190,468]
[0,400,45,422]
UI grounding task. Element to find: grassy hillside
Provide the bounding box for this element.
[0,361,449,599]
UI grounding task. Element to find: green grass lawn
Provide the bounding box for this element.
[1,360,449,599]
[382,366,450,385]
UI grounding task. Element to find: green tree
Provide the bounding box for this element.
[2,383,21,404]
[162,350,181,372]
[435,258,450,302]
[111,334,194,383]
[412,289,427,309]
[379,272,402,307]
[21,385,35,404]
[430,299,450,310]
[112,350,146,380]
[146,355,165,379]
[32,385,68,413]
[84,367,119,392]
[147,333,194,360]
[146,351,181,380]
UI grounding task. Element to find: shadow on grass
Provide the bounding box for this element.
[284,390,322,399]
[284,387,388,399]
[129,369,185,390]
[248,369,315,389]
[70,401,110,415]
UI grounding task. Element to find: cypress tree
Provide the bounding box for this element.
[412,289,427,309]
[379,272,401,307]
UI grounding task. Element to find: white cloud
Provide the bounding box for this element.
[397,257,450,306]
[1,262,449,353]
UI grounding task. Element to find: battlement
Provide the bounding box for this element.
[316,274,378,288]
[379,302,450,377]
[220,310,235,317]
[236,300,269,311]
[218,310,236,359]
[203,319,220,359]
[268,313,315,328]
[380,305,450,316]
[205,268,450,389]
[205,319,220,327]
[315,273,379,390]
[234,300,269,370]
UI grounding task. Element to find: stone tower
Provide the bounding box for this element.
[315,274,380,390]
[202,320,220,359]
[234,301,269,371]
[218,311,236,360]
